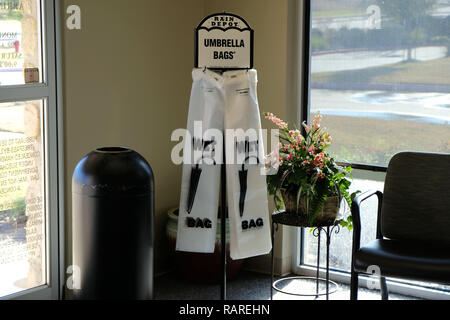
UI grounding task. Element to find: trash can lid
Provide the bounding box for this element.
[72,147,154,197]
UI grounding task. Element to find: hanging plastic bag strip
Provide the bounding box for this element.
[176,69,272,260]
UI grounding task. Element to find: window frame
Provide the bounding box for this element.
[0,0,63,300]
[292,0,450,300]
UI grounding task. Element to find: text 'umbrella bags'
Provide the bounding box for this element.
[176,68,272,260]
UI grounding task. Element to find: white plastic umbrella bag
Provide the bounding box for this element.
[176,69,224,253]
[176,69,272,260]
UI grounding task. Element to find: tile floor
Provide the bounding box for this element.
[154,270,419,300]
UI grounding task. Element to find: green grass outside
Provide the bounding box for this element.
[0,140,28,214]
[319,115,450,166]
[0,104,27,214]
[312,57,450,86]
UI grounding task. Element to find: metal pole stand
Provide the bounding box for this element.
[220,133,227,301]
[271,212,341,300]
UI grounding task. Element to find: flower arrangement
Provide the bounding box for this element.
[264,112,357,229]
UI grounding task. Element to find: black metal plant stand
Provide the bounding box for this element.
[271,211,341,300]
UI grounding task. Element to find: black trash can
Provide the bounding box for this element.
[72,147,154,300]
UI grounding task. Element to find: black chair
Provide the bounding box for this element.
[350,151,450,300]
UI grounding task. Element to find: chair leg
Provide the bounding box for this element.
[380,276,389,300]
[350,269,358,300]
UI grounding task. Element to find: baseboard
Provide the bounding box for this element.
[155,267,176,278]
[243,254,292,276]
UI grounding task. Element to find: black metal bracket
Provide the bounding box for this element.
[312,223,341,299]
[271,215,341,300]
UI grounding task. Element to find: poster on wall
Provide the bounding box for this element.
[195,12,254,69]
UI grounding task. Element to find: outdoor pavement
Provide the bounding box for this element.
[310,89,450,125]
[0,221,28,297]
[312,46,448,74]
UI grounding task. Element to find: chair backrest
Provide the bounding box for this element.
[381,151,450,244]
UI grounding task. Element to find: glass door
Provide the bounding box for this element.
[0,0,60,299]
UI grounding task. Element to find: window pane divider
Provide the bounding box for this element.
[336,162,387,173]
[0,85,50,102]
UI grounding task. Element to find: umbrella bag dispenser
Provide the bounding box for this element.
[72,147,154,300]
[176,13,272,299]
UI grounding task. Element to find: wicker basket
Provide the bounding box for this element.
[280,188,340,227]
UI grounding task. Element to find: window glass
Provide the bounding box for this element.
[303,177,382,272]
[0,0,42,86]
[303,176,450,293]
[0,99,45,297]
[310,0,450,167]
[303,0,450,294]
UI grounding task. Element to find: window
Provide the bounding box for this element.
[0,0,42,86]
[309,0,449,167]
[295,0,450,298]
[0,0,61,299]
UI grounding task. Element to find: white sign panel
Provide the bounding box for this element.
[195,13,254,69]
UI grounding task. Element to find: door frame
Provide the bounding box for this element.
[0,0,64,300]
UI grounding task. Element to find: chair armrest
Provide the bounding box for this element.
[351,190,383,254]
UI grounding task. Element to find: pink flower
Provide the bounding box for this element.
[321,132,333,146]
[265,150,279,166]
[315,153,324,161]
[265,112,288,129]
[313,112,323,130]
[295,135,304,144]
